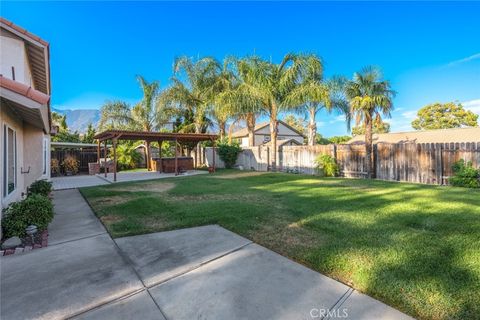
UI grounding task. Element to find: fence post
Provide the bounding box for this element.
[435,143,443,185]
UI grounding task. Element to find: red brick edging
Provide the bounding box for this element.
[0,230,48,256]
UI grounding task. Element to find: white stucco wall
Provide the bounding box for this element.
[0,34,33,86]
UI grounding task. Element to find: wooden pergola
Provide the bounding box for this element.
[93,130,218,182]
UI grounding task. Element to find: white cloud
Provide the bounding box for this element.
[445,53,480,67]
[401,110,417,120]
[462,99,480,115]
[329,115,346,124]
[316,121,326,127]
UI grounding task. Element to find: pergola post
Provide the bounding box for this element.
[158,140,163,173]
[113,138,117,182]
[194,144,198,169]
[97,140,100,165]
[212,139,216,173]
[104,139,107,178]
[174,138,178,176]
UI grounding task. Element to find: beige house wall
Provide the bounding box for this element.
[0,32,34,86]
[238,123,305,147]
[1,104,50,209]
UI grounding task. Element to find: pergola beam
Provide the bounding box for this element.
[92,130,218,178]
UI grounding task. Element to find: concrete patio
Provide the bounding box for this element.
[51,170,207,190]
[0,189,414,320]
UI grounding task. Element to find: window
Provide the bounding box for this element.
[3,125,17,197]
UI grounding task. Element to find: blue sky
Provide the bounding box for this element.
[3,1,480,136]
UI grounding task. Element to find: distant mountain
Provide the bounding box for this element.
[51,107,100,133]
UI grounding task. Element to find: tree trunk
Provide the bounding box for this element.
[246,113,255,147]
[307,106,317,146]
[228,118,239,144]
[270,109,278,171]
[219,121,226,140]
[145,140,151,171]
[364,117,373,179]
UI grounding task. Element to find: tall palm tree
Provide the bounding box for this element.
[286,54,350,145]
[132,75,162,132]
[217,56,258,146]
[345,66,395,178]
[219,54,307,168]
[132,75,164,170]
[160,56,221,134]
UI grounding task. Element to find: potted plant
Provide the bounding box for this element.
[62,156,79,176]
[51,159,60,177]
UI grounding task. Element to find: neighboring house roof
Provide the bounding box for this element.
[264,139,302,147]
[0,17,50,95]
[348,127,480,144]
[231,120,306,138]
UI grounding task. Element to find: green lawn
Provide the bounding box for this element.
[80,170,480,320]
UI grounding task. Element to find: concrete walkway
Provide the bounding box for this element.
[0,189,414,320]
[52,170,208,190]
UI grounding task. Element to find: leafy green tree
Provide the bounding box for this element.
[315,133,331,145]
[51,112,81,142]
[411,102,478,130]
[352,120,390,136]
[284,114,307,136]
[52,112,67,130]
[345,66,395,178]
[98,101,134,131]
[328,135,351,144]
[52,130,81,143]
[82,123,96,143]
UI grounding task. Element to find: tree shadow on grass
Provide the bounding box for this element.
[250,177,480,320]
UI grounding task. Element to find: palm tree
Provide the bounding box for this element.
[216,56,258,146]
[345,66,395,178]
[160,56,221,134]
[133,75,164,170]
[132,75,162,132]
[219,54,308,168]
[286,54,350,145]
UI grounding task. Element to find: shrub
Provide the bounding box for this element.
[115,143,142,170]
[314,154,339,177]
[62,156,79,174]
[2,194,54,238]
[51,158,60,176]
[27,180,53,197]
[217,140,242,169]
[449,159,480,188]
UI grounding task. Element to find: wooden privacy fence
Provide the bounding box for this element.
[51,149,103,173]
[219,142,480,185]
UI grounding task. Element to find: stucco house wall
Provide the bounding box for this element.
[0,105,25,207]
[0,18,51,209]
[237,122,305,147]
[0,30,33,86]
